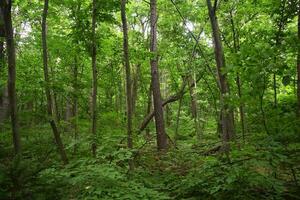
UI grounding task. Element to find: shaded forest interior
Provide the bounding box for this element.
[0,0,300,199]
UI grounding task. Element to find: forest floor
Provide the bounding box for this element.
[0,116,300,199]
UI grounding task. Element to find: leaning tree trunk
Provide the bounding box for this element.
[121,0,133,169]
[42,0,68,164]
[91,0,98,157]
[1,1,21,155]
[206,0,234,152]
[150,0,168,151]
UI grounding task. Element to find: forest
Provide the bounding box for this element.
[0,0,300,199]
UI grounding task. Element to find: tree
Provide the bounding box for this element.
[42,0,68,164]
[120,0,133,150]
[0,0,21,155]
[150,0,168,151]
[206,0,235,152]
[297,0,300,116]
[91,0,98,156]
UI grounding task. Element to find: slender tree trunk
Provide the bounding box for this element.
[260,76,270,135]
[145,83,152,140]
[230,10,246,142]
[132,64,140,116]
[174,94,183,145]
[121,0,133,170]
[0,22,4,112]
[297,1,300,117]
[188,75,201,138]
[121,0,133,148]
[42,0,68,164]
[73,54,78,153]
[1,1,21,155]
[150,0,168,151]
[91,0,98,156]
[206,0,234,152]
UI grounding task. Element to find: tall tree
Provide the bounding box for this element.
[0,0,21,155]
[0,8,5,109]
[229,10,246,141]
[150,0,168,151]
[42,0,68,164]
[121,0,133,169]
[206,0,234,151]
[91,0,98,156]
[121,0,133,149]
[297,0,300,116]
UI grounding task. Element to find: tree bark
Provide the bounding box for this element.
[297,0,300,117]
[121,0,133,150]
[229,10,246,142]
[42,0,68,164]
[188,75,201,138]
[145,83,152,140]
[150,0,168,151]
[174,94,183,145]
[1,0,21,155]
[91,0,98,157]
[73,54,78,153]
[206,0,234,152]
[132,64,140,116]
[0,16,5,119]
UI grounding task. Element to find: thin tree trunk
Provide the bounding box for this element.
[73,54,78,153]
[1,1,21,155]
[132,64,140,116]
[42,0,68,164]
[121,0,133,170]
[120,1,132,139]
[260,76,270,135]
[206,0,234,152]
[230,10,246,142]
[91,0,98,157]
[297,1,300,117]
[0,21,5,112]
[174,94,183,145]
[145,83,152,140]
[150,0,168,151]
[188,75,201,138]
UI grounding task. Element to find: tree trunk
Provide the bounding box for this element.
[297,1,300,117]
[174,94,183,145]
[121,0,133,149]
[73,54,78,153]
[42,0,68,164]
[206,0,234,152]
[150,0,168,151]
[91,0,98,157]
[132,64,140,116]
[188,75,201,138]
[0,19,7,123]
[1,1,21,155]
[145,83,152,140]
[121,0,133,170]
[229,10,246,142]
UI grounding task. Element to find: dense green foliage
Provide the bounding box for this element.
[0,0,299,199]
